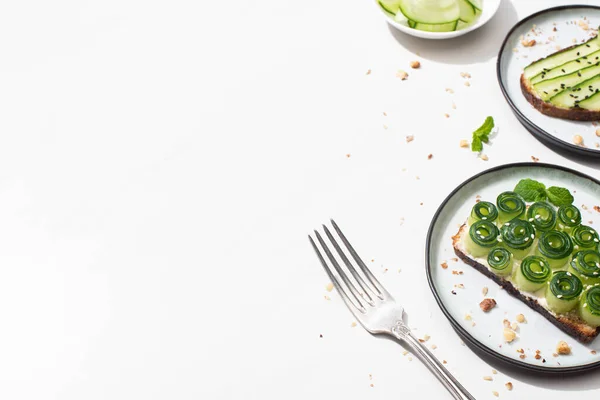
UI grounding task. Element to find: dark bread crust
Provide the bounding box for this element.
[452,224,600,344]
[520,74,600,121]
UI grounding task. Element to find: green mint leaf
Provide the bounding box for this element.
[514,179,547,202]
[473,116,495,138]
[546,186,574,206]
[471,136,482,152]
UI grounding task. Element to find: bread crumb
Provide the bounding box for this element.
[460,72,471,79]
[535,353,542,360]
[370,383,374,388]
[596,128,600,137]
[346,154,351,158]
[492,391,499,397]
[522,39,536,47]
[492,369,497,374]
[505,382,513,391]
[427,154,433,160]
[446,88,454,94]
[396,70,408,80]
[451,258,459,262]
[351,322,357,328]
[594,206,600,213]
[519,354,526,359]
[531,155,539,162]
[557,341,571,355]
[366,69,371,75]
[511,322,518,331]
[443,360,447,364]
[482,286,488,296]
[579,20,590,30]
[444,113,450,118]
[431,344,437,350]
[325,282,334,292]
[503,328,516,343]
[410,60,421,69]
[503,319,511,328]
[480,154,489,161]
[460,139,469,148]
[591,350,597,355]
[480,298,496,312]
[516,314,526,323]
[574,135,584,145]
[454,283,465,289]
[441,261,448,269]
[464,81,471,87]
[406,135,414,143]
[465,314,472,321]
[402,350,409,356]
[452,270,463,275]
[483,376,493,381]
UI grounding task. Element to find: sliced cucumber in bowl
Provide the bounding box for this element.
[414,21,458,32]
[378,0,402,15]
[466,0,482,11]
[398,0,460,24]
[457,0,477,23]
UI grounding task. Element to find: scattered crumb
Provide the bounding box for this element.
[406,135,414,143]
[557,341,571,355]
[431,344,437,350]
[351,322,357,328]
[480,298,497,312]
[492,369,497,374]
[460,72,471,79]
[506,382,513,391]
[451,290,457,295]
[370,384,374,388]
[596,128,600,137]
[346,154,351,158]
[443,360,447,364]
[483,376,493,381]
[553,27,557,32]
[592,350,597,355]
[516,314,525,324]
[428,154,433,160]
[511,322,518,331]
[423,334,431,342]
[519,354,526,359]
[366,69,371,75]
[503,319,511,328]
[574,135,584,146]
[325,282,334,292]
[410,60,421,69]
[451,258,459,262]
[403,350,409,356]
[480,154,489,161]
[408,357,413,361]
[531,155,539,162]
[396,70,409,80]
[516,348,524,354]
[452,270,463,275]
[464,81,471,87]
[324,295,331,301]
[441,262,448,269]
[504,328,516,343]
[579,20,590,30]
[444,113,450,118]
[460,139,469,148]
[454,284,465,289]
[535,353,542,360]
[492,391,499,397]
[452,102,456,110]
[465,314,472,321]
[383,112,387,116]
[482,287,488,296]
[522,39,536,47]
[446,88,454,94]
[594,206,600,213]
[319,334,323,338]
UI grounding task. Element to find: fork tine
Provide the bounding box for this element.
[322,225,375,304]
[308,235,365,314]
[330,219,391,299]
[313,230,367,310]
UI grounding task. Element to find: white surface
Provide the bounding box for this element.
[498,6,600,155]
[429,164,600,370]
[3,1,600,399]
[378,0,501,40]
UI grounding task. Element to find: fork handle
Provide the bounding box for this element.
[392,323,475,400]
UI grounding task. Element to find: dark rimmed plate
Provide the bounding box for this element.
[426,162,600,373]
[497,5,600,157]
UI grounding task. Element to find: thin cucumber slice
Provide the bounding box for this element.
[578,90,600,110]
[378,0,402,15]
[458,0,477,23]
[524,36,600,80]
[465,0,482,11]
[456,20,473,30]
[414,21,458,32]
[533,64,600,101]
[530,49,600,84]
[549,74,600,108]
[407,19,417,28]
[398,0,460,24]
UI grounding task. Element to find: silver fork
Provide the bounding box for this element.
[309,220,475,400]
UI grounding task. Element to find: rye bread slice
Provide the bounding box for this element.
[520,74,600,121]
[452,223,600,344]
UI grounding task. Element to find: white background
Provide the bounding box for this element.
[2,0,600,399]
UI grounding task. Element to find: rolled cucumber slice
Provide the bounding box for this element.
[514,256,551,293]
[545,271,583,314]
[580,286,600,327]
[533,64,600,101]
[524,36,600,80]
[398,0,460,24]
[458,0,476,23]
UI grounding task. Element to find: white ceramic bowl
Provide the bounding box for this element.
[376,0,502,40]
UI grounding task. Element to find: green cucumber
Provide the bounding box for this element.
[524,36,600,80]
[514,256,551,292]
[535,230,573,270]
[580,286,600,327]
[413,21,458,32]
[500,219,535,260]
[549,74,600,108]
[465,220,499,258]
[545,271,583,314]
[578,90,600,110]
[468,201,498,225]
[465,0,482,11]
[571,225,600,252]
[533,64,600,101]
[458,0,476,23]
[569,250,600,286]
[378,0,402,15]
[530,49,600,84]
[487,247,514,277]
[398,0,460,24]
[526,201,556,232]
[557,205,582,233]
[496,191,526,224]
